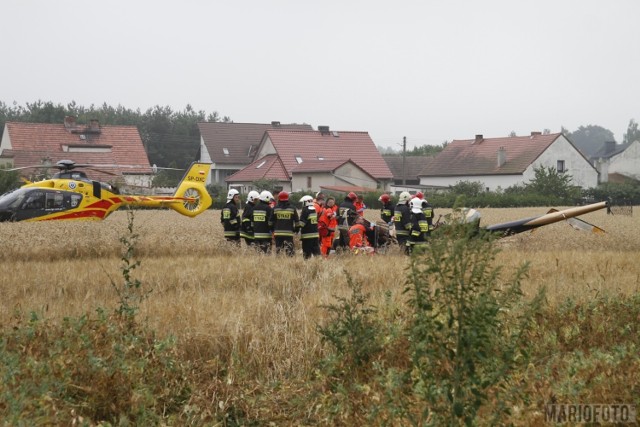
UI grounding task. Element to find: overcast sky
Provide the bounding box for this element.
[2,0,638,149]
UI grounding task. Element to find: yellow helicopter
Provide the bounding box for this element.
[0,160,212,222]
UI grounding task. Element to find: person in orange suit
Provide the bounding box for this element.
[348,215,375,254]
[318,196,338,256]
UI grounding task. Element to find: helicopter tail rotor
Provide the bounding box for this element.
[167,163,213,217]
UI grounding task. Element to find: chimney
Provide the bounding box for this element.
[531,131,542,136]
[497,146,507,167]
[474,134,483,144]
[605,140,616,154]
[89,119,100,131]
[318,125,330,135]
[271,121,281,127]
[64,116,77,130]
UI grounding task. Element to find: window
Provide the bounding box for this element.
[307,176,312,188]
[557,160,566,173]
[45,192,64,209]
[295,155,303,164]
[317,155,325,160]
[223,148,230,156]
[256,160,266,169]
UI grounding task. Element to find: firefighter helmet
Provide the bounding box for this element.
[379,194,391,204]
[300,195,314,206]
[415,191,424,200]
[259,190,273,203]
[347,192,357,201]
[398,191,412,203]
[278,191,289,201]
[227,189,240,202]
[247,190,260,203]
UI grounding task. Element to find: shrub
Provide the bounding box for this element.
[400,218,545,425]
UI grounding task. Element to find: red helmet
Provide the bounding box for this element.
[379,194,391,203]
[415,192,424,200]
[347,192,357,201]
[278,191,289,201]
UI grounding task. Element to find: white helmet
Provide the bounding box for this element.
[227,189,239,202]
[247,190,260,203]
[398,191,412,204]
[299,195,314,207]
[259,190,274,203]
[410,197,423,213]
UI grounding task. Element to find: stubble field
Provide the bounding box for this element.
[1,206,638,425]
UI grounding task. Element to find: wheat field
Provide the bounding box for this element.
[1,206,638,380]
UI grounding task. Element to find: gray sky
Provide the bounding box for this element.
[2,0,638,149]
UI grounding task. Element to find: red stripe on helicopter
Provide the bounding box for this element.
[87,200,114,210]
[44,210,107,220]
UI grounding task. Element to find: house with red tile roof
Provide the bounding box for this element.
[225,126,393,193]
[419,132,598,191]
[0,116,153,187]
[197,121,313,186]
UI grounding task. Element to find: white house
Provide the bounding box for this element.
[591,140,640,183]
[419,132,598,191]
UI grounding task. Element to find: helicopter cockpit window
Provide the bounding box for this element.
[23,192,45,210]
[45,192,64,209]
[70,194,82,208]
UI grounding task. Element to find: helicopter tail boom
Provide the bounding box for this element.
[117,163,212,217]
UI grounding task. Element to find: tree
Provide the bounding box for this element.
[408,141,447,156]
[251,178,281,193]
[376,145,399,155]
[449,180,484,197]
[526,165,579,201]
[0,166,20,194]
[564,125,615,156]
[623,119,640,144]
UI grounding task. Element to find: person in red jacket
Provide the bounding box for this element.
[318,196,338,256]
[354,194,367,216]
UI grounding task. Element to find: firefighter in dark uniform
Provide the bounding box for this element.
[416,191,435,235]
[408,197,430,254]
[422,199,435,236]
[253,190,274,253]
[393,191,412,253]
[241,190,260,247]
[379,193,394,224]
[335,191,358,250]
[221,189,241,244]
[298,195,320,259]
[271,191,299,256]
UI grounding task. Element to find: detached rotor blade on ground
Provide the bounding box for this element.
[484,201,609,236]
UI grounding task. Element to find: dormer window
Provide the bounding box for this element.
[295,155,303,164]
[223,148,230,156]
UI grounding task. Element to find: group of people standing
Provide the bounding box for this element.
[221,188,436,258]
[379,190,436,253]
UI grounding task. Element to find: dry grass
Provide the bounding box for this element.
[1,207,638,352]
[1,206,638,424]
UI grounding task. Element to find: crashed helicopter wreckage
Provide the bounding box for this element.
[351,201,610,252]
